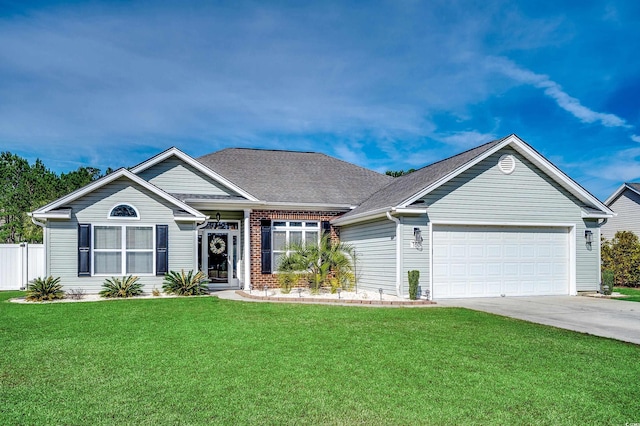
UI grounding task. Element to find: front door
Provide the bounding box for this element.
[201,230,239,287]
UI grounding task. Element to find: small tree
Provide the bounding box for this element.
[408,270,420,300]
[601,231,640,287]
[277,234,355,294]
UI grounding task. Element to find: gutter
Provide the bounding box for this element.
[386,212,402,297]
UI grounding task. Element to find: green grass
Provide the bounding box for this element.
[1,291,639,425]
[614,286,640,302]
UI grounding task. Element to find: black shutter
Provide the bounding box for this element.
[78,224,91,276]
[260,219,272,274]
[156,225,169,275]
[321,221,331,237]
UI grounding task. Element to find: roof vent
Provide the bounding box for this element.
[498,154,516,175]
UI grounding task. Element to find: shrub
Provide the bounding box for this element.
[601,231,640,287]
[602,270,614,295]
[277,271,298,294]
[408,270,420,300]
[26,276,64,302]
[67,288,86,300]
[162,270,208,296]
[151,287,161,297]
[100,275,143,298]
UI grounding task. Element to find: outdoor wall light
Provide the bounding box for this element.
[413,227,423,244]
[585,230,593,243]
[215,212,221,223]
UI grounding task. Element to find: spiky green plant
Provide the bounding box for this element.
[277,234,355,294]
[26,276,65,302]
[100,275,143,298]
[162,270,208,296]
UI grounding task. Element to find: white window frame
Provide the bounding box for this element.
[107,203,140,220]
[92,224,155,276]
[271,221,320,272]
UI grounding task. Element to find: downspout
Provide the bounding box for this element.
[386,211,402,297]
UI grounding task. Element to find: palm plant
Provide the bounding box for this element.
[277,234,355,294]
[26,276,65,301]
[100,275,143,298]
[162,270,208,296]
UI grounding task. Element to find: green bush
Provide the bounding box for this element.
[602,270,614,295]
[100,275,143,298]
[162,270,208,296]
[277,271,298,294]
[601,231,640,287]
[26,276,64,302]
[408,270,420,300]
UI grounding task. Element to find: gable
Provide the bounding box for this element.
[136,156,243,198]
[422,148,586,222]
[69,176,193,223]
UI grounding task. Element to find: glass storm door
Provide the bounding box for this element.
[203,231,232,284]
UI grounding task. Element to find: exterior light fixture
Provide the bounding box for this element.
[413,227,423,243]
[378,288,383,301]
[337,288,342,299]
[585,230,593,243]
[215,212,221,223]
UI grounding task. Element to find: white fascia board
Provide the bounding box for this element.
[400,134,614,216]
[430,220,576,228]
[33,168,207,221]
[331,207,392,226]
[604,184,640,206]
[581,209,615,219]
[260,201,354,211]
[391,207,428,215]
[29,209,72,220]
[174,214,209,222]
[130,147,259,202]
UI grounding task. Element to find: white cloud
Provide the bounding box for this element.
[434,131,498,149]
[631,135,640,143]
[489,56,630,129]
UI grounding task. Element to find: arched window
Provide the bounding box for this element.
[109,204,138,218]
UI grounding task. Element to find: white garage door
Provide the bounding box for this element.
[433,225,569,298]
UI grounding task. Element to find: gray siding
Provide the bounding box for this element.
[407,148,600,292]
[47,177,196,293]
[602,189,640,240]
[137,157,241,196]
[340,218,397,294]
[401,216,429,297]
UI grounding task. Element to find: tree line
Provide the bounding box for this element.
[0,152,111,244]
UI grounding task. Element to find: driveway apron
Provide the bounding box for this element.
[437,296,640,345]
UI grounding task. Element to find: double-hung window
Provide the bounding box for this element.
[272,221,320,270]
[93,225,154,275]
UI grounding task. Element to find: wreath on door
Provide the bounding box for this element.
[210,237,226,255]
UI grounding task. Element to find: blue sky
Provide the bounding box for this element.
[0,0,639,200]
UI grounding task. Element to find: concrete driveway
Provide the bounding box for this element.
[437,296,640,345]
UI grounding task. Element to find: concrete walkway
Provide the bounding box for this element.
[437,295,640,345]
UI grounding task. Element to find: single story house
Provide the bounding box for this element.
[30,134,613,299]
[601,183,640,240]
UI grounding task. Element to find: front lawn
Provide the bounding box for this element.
[614,286,640,302]
[1,291,639,424]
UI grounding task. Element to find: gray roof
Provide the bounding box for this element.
[197,148,393,205]
[627,183,640,193]
[341,137,507,219]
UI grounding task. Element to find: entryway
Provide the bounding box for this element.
[199,222,240,290]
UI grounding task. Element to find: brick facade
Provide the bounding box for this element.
[249,209,344,288]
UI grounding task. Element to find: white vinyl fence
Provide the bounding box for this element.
[0,244,45,290]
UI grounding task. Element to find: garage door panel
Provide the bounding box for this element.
[433,226,569,298]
